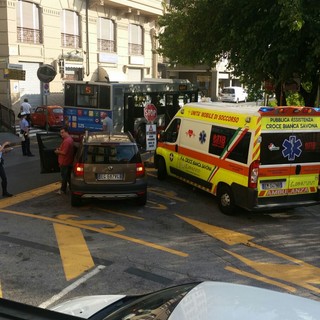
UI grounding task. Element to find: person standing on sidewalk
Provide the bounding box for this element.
[54,126,74,195]
[20,98,32,123]
[0,141,13,197]
[19,112,34,157]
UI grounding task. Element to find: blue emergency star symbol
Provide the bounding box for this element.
[282,135,302,161]
[199,130,206,144]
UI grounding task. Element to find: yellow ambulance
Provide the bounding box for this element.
[154,102,320,214]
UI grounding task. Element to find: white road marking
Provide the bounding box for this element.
[38,265,106,309]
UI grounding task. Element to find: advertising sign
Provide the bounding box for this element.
[64,107,111,132]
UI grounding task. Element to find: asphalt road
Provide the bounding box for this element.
[0,133,319,308]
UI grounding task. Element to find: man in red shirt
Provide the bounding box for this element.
[55,126,74,195]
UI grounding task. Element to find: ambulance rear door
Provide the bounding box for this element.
[258,109,320,208]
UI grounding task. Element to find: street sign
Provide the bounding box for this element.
[43,82,50,95]
[8,63,23,70]
[4,68,26,80]
[146,124,157,151]
[144,103,157,123]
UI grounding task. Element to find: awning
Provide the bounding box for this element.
[65,63,83,69]
[98,67,126,81]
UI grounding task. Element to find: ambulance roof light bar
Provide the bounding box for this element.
[258,106,320,115]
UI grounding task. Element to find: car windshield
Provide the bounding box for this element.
[52,108,63,114]
[100,283,198,320]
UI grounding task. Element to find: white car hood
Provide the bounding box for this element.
[170,282,320,320]
[51,295,125,318]
[51,282,320,320]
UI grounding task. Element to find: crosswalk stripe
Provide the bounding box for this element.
[15,125,47,137]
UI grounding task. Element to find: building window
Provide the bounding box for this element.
[128,24,143,55]
[97,18,116,53]
[61,10,81,48]
[16,0,42,44]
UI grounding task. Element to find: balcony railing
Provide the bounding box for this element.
[61,33,81,48]
[97,39,116,53]
[128,43,143,55]
[17,27,42,44]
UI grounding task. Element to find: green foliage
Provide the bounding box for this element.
[158,0,320,106]
[285,92,305,106]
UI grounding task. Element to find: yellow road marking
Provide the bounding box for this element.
[0,281,2,298]
[149,187,187,202]
[0,209,188,257]
[0,182,60,209]
[176,215,320,294]
[225,249,320,294]
[176,215,253,245]
[225,266,296,293]
[97,208,145,220]
[146,200,168,210]
[54,224,95,281]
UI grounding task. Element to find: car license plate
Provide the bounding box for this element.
[261,181,283,190]
[97,173,123,181]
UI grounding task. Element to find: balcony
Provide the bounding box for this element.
[129,43,143,56]
[97,39,116,53]
[61,33,81,49]
[89,0,164,17]
[17,27,42,44]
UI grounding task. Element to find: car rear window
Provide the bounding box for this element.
[222,88,235,94]
[53,108,63,114]
[83,144,141,164]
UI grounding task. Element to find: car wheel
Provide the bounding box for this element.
[136,192,147,206]
[217,185,236,215]
[71,194,82,207]
[157,157,167,180]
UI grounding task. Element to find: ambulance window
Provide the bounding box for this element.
[209,126,251,164]
[260,132,320,165]
[165,118,181,143]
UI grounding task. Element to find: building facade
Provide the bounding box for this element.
[0,0,239,119]
[0,0,164,116]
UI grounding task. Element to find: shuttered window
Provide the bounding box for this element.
[61,10,81,48]
[128,24,144,55]
[97,18,116,52]
[16,0,42,44]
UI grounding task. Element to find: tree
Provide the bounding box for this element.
[158,0,320,106]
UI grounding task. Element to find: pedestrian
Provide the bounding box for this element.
[54,126,74,195]
[20,98,32,122]
[102,113,113,135]
[0,141,14,197]
[19,112,34,156]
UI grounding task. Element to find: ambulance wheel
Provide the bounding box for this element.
[218,185,236,215]
[157,158,167,180]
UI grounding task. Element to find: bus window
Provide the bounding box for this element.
[77,85,98,107]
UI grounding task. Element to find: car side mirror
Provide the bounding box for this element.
[157,130,167,142]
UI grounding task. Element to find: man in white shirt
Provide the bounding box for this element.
[102,113,113,135]
[20,98,32,122]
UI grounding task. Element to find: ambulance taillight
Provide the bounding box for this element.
[248,160,260,188]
